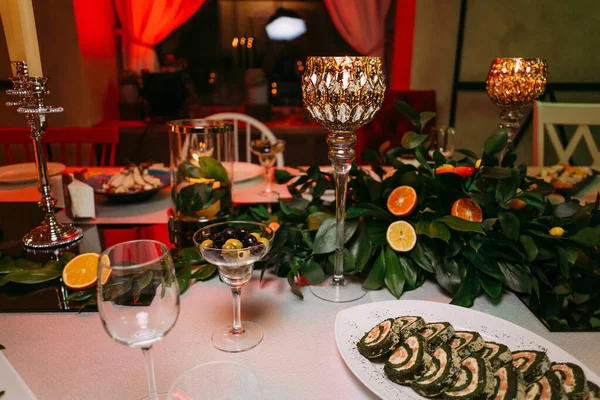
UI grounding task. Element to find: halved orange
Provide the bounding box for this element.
[451,198,483,222]
[62,253,111,290]
[386,221,417,252]
[387,186,418,216]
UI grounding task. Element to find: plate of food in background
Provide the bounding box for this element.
[531,163,597,196]
[87,163,169,203]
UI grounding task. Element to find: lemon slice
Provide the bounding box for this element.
[62,253,111,290]
[386,221,417,252]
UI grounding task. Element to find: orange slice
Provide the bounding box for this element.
[268,222,280,232]
[62,253,111,290]
[387,221,417,252]
[451,198,483,222]
[387,186,418,216]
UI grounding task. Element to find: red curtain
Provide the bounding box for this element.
[115,0,205,72]
[324,0,392,57]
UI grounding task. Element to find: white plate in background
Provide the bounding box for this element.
[0,162,65,184]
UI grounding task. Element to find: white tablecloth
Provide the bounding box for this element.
[1,274,598,400]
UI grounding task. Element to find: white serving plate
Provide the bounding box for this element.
[230,161,264,183]
[335,300,600,400]
[0,352,37,399]
[0,162,65,184]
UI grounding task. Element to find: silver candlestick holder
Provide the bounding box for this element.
[6,61,83,248]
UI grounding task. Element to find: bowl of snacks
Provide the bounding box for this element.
[87,163,169,203]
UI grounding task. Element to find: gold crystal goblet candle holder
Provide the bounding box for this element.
[5,61,83,248]
[302,56,385,302]
[485,58,547,154]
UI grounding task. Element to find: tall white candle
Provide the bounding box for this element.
[0,0,42,76]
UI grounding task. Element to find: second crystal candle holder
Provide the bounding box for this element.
[302,56,385,302]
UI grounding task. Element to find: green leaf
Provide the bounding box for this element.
[416,220,451,242]
[398,255,418,287]
[190,264,217,281]
[365,219,388,248]
[495,178,518,204]
[409,239,436,273]
[176,265,192,294]
[420,111,436,130]
[363,249,386,290]
[498,262,531,294]
[469,238,482,251]
[484,131,508,155]
[361,148,379,163]
[479,273,502,299]
[0,268,61,285]
[59,252,77,264]
[432,150,447,167]
[414,147,433,175]
[553,201,581,219]
[103,278,133,299]
[438,216,485,234]
[456,149,479,159]
[0,344,5,350]
[274,169,296,184]
[479,167,512,179]
[301,260,325,285]
[287,271,304,299]
[0,264,24,275]
[328,249,356,273]
[394,100,421,131]
[195,156,229,183]
[43,260,63,272]
[450,266,480,307]
[570,227,600,247]
[498,212,520,240]
[384,247,405,299]
[313,218,358,254]
[307,212,333,231]
[348,222,372,272]
[519,235,538,262]
[346,204,392,221]
[63,290,96,303]
[401,131,428,150]
[434,257,463,295]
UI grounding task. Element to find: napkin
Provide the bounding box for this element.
[63,174,95,219]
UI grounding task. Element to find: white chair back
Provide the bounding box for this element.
[534,101,600,168]
[206,112,284,167]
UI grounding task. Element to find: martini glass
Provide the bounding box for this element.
[193,221,274,352]
[250,139,285,199]
[301,56,385,302]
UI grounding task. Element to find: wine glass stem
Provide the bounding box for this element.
[141,346,158,400]
[264,165,272,193]
[498,106,523,158]
[327,130,356,285]
[231,287,243,334]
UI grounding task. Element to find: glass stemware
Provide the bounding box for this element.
[168,361,261,399]
[301,56,385,302]
[193,221,274,352]
[428,126,455,158]
[250,139,286,199]
[97,240,180,400]
[485,58,547,155]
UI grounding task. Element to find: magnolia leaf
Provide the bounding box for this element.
[445,238,462,258]
[365,219,388,248]
[570,227,600,247]
[498,212,520,240]
[484,131,509,155]
[346,204,392,221]
[363,249,386,290]
[414,147,433,175]
[384,247,405,299]
[463,249,503,280]
[519,235,538,262]
[190,264,217,281]
[501,152,517,167]
[438,216,485,234]
[401,131,428,150]
[416,220,451,242]
[456,149,478,159]
[287,271,304,299]
[313,218,358,254]
[301,259,325,285]
[497,261,532,294]
[348,222,371,272]
[63,290,96,303]
[1,268,61,284]
[482,218,497,231]
[450,266,480,307]
[432,150,447,167]
[479,272,502,299]
[469,238,482,251]
[409,239,436,273]
[479,167,512,179]
[553,201,581,219]
[434,257,463,295]
[176,265,192,294]
[59,252,77,264]
[398,255,418,287]
[133,270,153,300]
[307,212,333,231]
[361,148,379,162]
[394,100,421,131]
[328,248,356,273]
[274,169,296,184]
[420,111,436,130]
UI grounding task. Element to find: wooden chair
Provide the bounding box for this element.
[533,101,600,168]
[0,127,119,166]
[206,112,285,167]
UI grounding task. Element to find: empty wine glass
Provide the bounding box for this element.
[193,221,274,352]
[168,361,261,399]
[428,126,455,158]
[250,139,285,198]
[97,240,180,400]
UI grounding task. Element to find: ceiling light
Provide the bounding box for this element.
[265,8,306,41]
